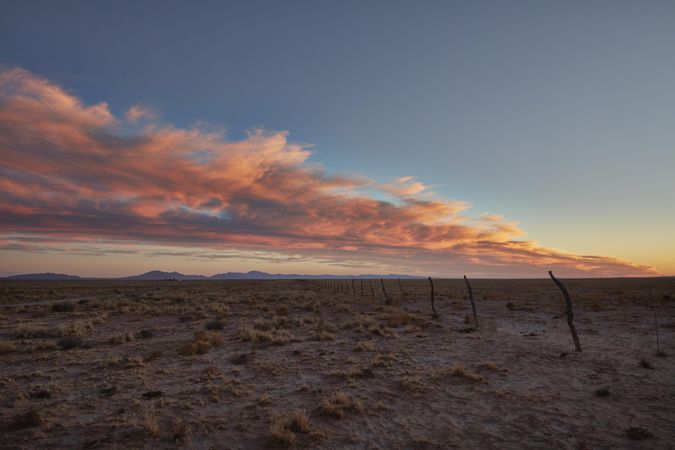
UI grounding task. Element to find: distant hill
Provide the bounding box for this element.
[2,270,422,280]
[120,270,207,280]
[3,272,82,281]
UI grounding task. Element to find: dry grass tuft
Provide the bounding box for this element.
[288,410,311,433]
[320,391,364,418]
[386,311,417,328]
[144,414,161,439]
[0,340,16,354]
[330,366,375,380]
[108,332,135,345]
[478,362,508,374]
[270,416,296,446]
[447,363,485,383]
[270,410,311,446]
[371,352,397,368]
[238,326,292,345]
[400,375,429,393]
[169,418,192,443]
[353,340,376,352]
[178,330,223,355]
[258,393,272,406]
[313,330,334,341]
[15,320,95,338]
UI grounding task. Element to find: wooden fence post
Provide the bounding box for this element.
[548,271,582,352]
[428,277,438,318]
[369,279,376,299]
[398,278,406,307]
[463,275,479,328]
[380,278,389,303]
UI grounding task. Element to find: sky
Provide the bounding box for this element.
[0,0,673,277]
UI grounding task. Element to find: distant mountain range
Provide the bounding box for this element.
[2,272,83,281]
[2,270,422,281]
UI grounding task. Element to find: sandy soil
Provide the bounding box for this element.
[0,278,674,449]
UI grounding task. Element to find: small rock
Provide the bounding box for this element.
[626,426,651,440]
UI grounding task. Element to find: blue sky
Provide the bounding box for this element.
[1,0,673,275]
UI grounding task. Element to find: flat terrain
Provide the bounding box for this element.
[0,278,674,449]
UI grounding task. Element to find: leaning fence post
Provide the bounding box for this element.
[463,275,479,328]
[548,271,582,352]
[369,279,376,299]
[428,277,438,318]
[398,278,406,307]
[380,278,390,304]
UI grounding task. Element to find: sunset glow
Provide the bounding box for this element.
[0,67,662,277]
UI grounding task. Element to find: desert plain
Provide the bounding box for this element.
[0,277,673,449]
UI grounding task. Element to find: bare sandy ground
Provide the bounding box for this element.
[0,278,673,449]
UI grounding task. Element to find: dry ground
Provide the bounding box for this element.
[0,278,674,449]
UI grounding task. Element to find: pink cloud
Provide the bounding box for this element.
[0,67,658,277]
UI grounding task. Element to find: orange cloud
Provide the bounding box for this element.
[0,67,658,277]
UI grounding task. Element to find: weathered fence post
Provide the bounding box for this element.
[380,278,390,304]
[428,277,438,318]
[548,271,582,352]
[352,279,356,296]
[369,279,375,299]
[463,275,479,328]
[360,279,364,297]
[398,278,406,307]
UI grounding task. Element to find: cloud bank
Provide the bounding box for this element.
[0,67,656,277]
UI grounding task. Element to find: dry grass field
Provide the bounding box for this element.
[0,278,674,449]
